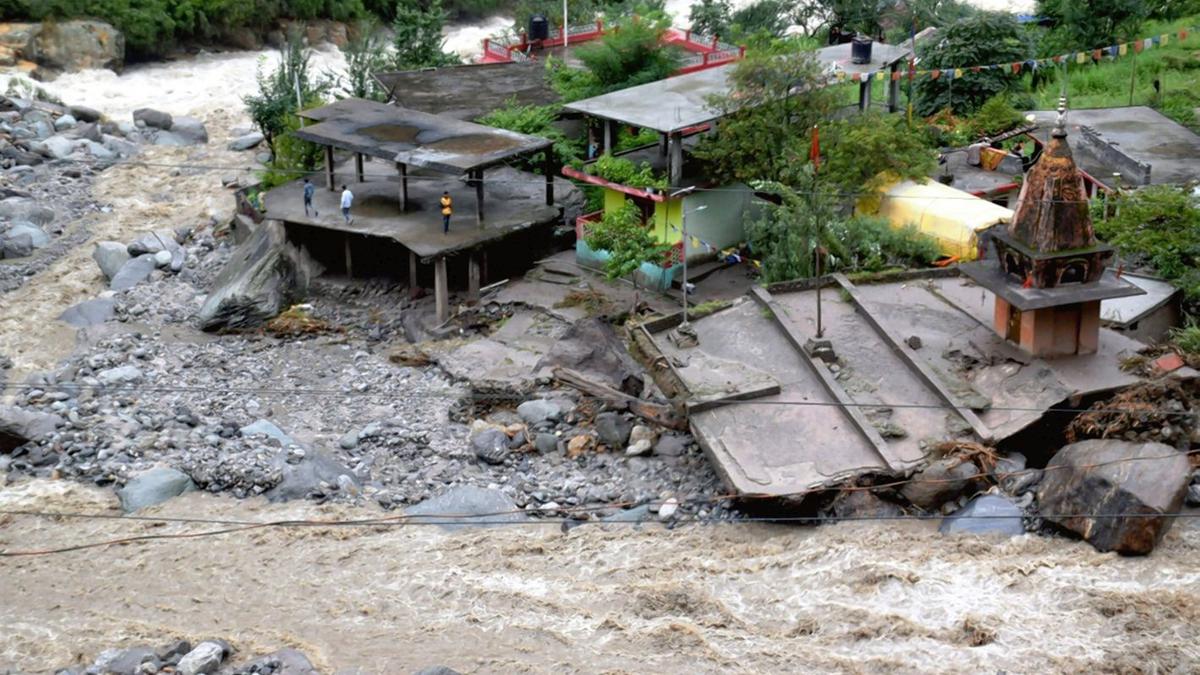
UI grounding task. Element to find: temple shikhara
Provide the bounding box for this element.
[961,97,1143,357]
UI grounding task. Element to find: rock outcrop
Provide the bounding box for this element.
[1036,439,1190,555]
[0,21,124,75]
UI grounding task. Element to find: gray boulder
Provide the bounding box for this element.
[177,641,224,675]
[653,433,689,457]
[170,115,208,144]
[233,648,316,675]
[1036,439,1191,555]
[8,222,48,248]
[266,450,358,501]
[0,404,63,452]
[43,134,77,159]
[228,131,264,151]
[109,253,157,291]
[405,485,527,531]
[101,133,138,157]
[96,364,143,386]
[96,645,159,675]
[92,240,130,280]
[68,104,101,122]
[58,297,115,327]
[35,20,125,71]
[534,432,559,453]
[127,229,178,256]
[471,427,510,465]
[827,489,905,519]
[117,467,195,513]
[534,317,646,395]
[239,419,295,446]
[0,229,33,259]
[53,113,76,130]
[940,494,1025,537]
[517,399,562,425]
[133,107,172,130]
[197,222,320,331]
[0,198,55,225]
[153,131,189,146]
[900,456,979,510]
[77,138,114,161]
[595,411,632,448]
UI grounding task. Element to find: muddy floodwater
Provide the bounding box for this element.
[1,479,1198,673]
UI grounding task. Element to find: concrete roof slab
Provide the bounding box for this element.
[563,64,733,133]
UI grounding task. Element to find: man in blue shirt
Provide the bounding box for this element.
[303,178,317,217]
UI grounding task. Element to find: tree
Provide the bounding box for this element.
[819,112,939,197]
[748,174,846,283]
[729,0,790,39]
[476,98,582,168]
[392,0,460,70]
[689,0,731,36]
[584,202,671,283]
[243,32,329,154]
[547,16,681,100]
[693,45,835,186]
[913,12,1033,117]
[333,21,390,100]
[1037,0,1147,53]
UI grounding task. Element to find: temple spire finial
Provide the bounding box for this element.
[1053,95,1069,138]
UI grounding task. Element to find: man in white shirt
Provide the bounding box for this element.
[340,185,353,224]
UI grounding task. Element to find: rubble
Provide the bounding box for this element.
[1036,439,1191,555]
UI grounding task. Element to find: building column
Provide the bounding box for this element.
[603,121,613,154]
[323,145,335,190]
[408,250,420,299]
[397,162,408,212]
[668,132,683,186]
[467,252,481,305]
[354,153,365,184]
[543,153,555,206]
[659,132,668,156]
[859,80,872,112]
[473,168,485,227]
[434,256,449,323]
[344,236,353,278]
[887,66,900,113]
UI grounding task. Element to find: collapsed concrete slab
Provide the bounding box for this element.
[1036,439,1190,555]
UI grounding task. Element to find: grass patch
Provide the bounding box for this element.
[554,288,616,316]
[1169,320,1200,355]
[687,299,732,321]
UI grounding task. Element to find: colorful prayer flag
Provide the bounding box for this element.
[954,68,963,78]
[875,71,885,81]
[1075,52,1087,64]
[931,69,941,79]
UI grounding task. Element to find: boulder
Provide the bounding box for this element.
[177,641,225,675]
[96,364,143,386]
[67,120,102,142]
[58,297,115,327]
[471,427,510,465]
[0,197,55,225]
[92,240,130,280]
[900,456,979,510]
[170,115,208,144]
[153,131,189,146]
[1036,439,1191,555]
[0,228,33,258]
[827,489,905,519]
[96,645,159,675]
[127,229,182,273]
[266,451,358,501]
[153,249,172,267]
[534,432,558,453]
[0,404,62,452]
[8,221,48,247]
[232,648,316,675]
[653,433,689,457]
[940,494,1025,537]
[516,399,562,425]
[197,222,320,331]
[34,20,124,72]
[534,318,645,395]
[405,485,527,531]
[68,104,101,122]
[77,138,114,161]
[133,108,172,130]
[53,113,76,130]
[239,419,295,447]
[228,131,264,151]
[116,467,195,513]
[594,412,632,448]
[109,253,157,291]
[101,133,138,157]
[42,134,76,159]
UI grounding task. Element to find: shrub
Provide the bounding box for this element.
[969,94,1023,137]
[477,98,582,168]
[548,16,681,101]
[914,12,1033,117]
[586,153,669,190]
[583,202,670,282]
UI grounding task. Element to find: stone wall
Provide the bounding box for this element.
[0,21,124,78]
[1077,124,1152,186]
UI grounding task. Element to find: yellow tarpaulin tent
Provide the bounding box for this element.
[862,179,1014,261]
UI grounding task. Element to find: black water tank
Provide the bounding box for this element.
[529,14,549,41]
[851,34,873,65]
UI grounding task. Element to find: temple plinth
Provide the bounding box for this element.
[960,98,1143,357]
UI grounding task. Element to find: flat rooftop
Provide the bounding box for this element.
[375,62,560,121]
[564,63,733,133]
[643,271,1147,500]
[1028,106,1200,185]
[294,98,552,173]
[814,41,913,76]
[262,162,560,259]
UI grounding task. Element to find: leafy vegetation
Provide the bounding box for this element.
[1036,0,1147,54]
[547,16,681,101]
[689,0,732,36]
[476,98,582,167]
[583,202,671,281]
[819,113,939,196]
[913,11,1033,116]
[585,153,669,190]
[392,0,460,69]
[968,93,1023,137]
[1094,185,1200,313]
[1169,320,1200,355]
[332,21,390,100]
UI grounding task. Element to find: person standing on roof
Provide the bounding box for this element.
[440,191,453,233]
[340,185,353,224]
[303,178,318,217]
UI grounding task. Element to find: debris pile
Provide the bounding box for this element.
[1066,379,1199,448]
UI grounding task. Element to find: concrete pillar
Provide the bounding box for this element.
[603,121,613,154]
[859,81,872,112]
[474,169,485,227]
[659,132,668,156]
[481,250,488,286]
[1078,300,1101,355]
[323,145,335,190]
[434,256,448,323]
[397,162,408,211]
[668,132,683,186]
[467,252,481,305]
[543,153,555,206]
[344,236,353,278]
[408,250,419,298]
[887,67,900,113]
[354,153,364,184]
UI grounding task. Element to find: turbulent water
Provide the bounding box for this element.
[1,479,1198,673]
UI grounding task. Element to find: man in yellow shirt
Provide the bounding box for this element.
[440,191,453,233]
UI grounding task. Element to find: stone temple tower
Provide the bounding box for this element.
[960,98,1142,357]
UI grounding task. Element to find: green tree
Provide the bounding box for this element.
[1037,0,1147,53]
[820,112,938,196]
[392,0,460,69]
[693,45,835,185]
[243,32,329,154]
[748,174,846,283]
[584,202,671,282]
[689,0,731,36]
[913,11,1033,116]
[729,0,791,39]
[548,16,682,101]
[333,21,391,100]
